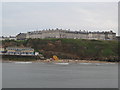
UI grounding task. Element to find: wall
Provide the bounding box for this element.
[17,29,116,40]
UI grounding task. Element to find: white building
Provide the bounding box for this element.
[6,47,34,55]
[0,36,16,41]
[16,29,116,40]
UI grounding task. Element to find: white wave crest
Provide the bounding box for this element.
[54,63,69,65]
[79,63,92,65]
[14,62,32,64]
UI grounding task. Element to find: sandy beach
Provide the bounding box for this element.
[2,59,118,63]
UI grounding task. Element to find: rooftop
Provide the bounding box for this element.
[27,29,116,34]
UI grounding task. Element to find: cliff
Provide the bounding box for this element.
[2,38,119,62]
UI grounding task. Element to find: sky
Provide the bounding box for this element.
[2,2,118,36]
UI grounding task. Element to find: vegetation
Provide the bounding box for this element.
[2,55,40,61]
[2,38,119,62]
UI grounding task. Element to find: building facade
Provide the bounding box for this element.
[0,36,16,41]
[16,29,116,40]
[6,47,34,55]
[0,46,5,55]
[16,33,27,40]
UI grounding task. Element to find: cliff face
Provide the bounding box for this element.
[2,38,119,62]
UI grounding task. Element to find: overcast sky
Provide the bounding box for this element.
[2,2,118,36]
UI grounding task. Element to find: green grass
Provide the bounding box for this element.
[2,38,119,61]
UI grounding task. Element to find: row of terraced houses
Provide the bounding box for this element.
[16,28,116,40]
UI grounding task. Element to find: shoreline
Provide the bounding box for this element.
[2,59,118,63]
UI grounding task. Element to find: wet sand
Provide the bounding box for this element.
[2,59,118,63]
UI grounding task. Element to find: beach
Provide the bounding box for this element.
[2,59,118,64]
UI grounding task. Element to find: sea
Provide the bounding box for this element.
[2,62,118,88]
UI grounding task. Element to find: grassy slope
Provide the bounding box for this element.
[2,38,119,62]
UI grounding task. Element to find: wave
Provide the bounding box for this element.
[54,63,69,65]
[14,62,32,64]
[79,63,116,65]
[79,63,92,65]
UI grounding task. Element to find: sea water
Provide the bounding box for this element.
[2,62,118,88]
